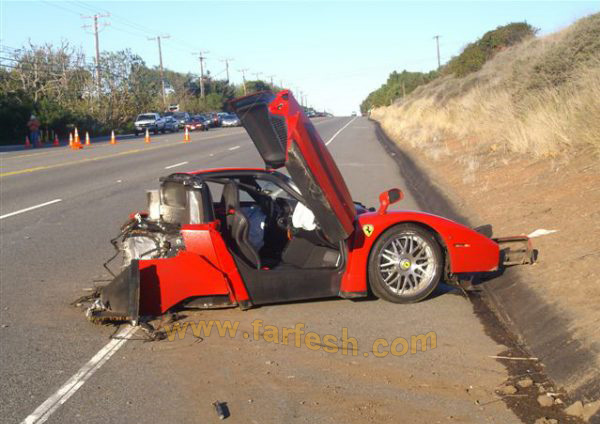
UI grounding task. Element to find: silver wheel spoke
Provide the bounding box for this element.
[378,232,437,296]
[383,269,397,282]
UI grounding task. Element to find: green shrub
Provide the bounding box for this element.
[0,90,33,143]
[360,70,438,114]
[445,22,537,77]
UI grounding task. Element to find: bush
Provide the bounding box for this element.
[360,70,438,114]
[0,90,33,143]
[445,22,537,77]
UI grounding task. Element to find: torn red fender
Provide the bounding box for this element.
[91,222,249,322]
[138,252,231,316]
[181,223,251,306]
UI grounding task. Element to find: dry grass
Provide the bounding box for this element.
[369,15,600,385]
[371,14,600,158]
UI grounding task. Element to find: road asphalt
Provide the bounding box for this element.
[0,117,521,423]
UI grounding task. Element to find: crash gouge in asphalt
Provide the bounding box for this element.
[82,90,536,325]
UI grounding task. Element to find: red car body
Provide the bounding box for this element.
[89,90,533,322]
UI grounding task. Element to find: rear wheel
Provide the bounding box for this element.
[368,224,443,303]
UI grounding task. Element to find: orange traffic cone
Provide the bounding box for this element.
[25,136,32,149]
[74,128,80,145]
[110,130,117,145]
[53,134,59,146]
[85,131,91,146]
[183,127,190,142]
[69,132,73,147]
[144,128,151,144]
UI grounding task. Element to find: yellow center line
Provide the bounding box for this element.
[0,130,247,161]
[0,131,246,178]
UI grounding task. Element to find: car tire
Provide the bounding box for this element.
[134,131,139,136]
[368,224,443,303]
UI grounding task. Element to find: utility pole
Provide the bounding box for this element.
[193,51,209,99]
[220,58,233,82]
[148,35,170,107]
[266,74,275,88]
[81,13,110,95]
[238,68,248,95]
[253,72,262,81]
[433,35,441,69]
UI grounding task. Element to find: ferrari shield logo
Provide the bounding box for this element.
[362,224,374,237]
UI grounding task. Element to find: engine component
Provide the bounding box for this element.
[147,190,161,220]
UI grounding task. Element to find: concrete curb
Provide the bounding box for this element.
[371,120,600,407]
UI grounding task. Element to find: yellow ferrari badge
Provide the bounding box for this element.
[362,224,374,237]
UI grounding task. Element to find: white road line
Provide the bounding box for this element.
[21,325,137,424]
[325,116,358,146]
[0,199,62,220]
[164,161,189,169]
[228,145,241,151]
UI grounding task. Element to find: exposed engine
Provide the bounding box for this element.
[104,175,214,275]
[117,216,184,269]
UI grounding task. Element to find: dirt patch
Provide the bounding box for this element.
[373,121,600,422]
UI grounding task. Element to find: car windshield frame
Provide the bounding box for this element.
[137,114,157,121]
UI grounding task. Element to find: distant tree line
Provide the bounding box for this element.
[0,42,278,144]
[360,70,439,114]
[360,22,538,114]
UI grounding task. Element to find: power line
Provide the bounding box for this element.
[82,13,110,94]
[220,58,233,83]
[433,35,442,69]
[193,51,209,98]
[148,35,170,107]
[238,68,248,95]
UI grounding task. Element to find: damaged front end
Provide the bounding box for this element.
[86,261,141,323]
[86,206,186,323]
[84,174,226,324]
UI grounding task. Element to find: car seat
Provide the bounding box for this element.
[221,181,261,269]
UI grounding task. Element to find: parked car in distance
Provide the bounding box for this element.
[351,111,357,117]
[134,113,165,136]
[163,116,180,133]
[165,111,191,129]
[221,113,241,127]
[208,112,222,127]
[186,116,209,132]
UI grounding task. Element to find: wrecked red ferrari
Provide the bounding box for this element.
[86,90,535,323]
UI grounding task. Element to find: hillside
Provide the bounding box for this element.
[370,13,600,403]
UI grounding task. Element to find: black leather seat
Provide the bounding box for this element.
[222,181,261,269]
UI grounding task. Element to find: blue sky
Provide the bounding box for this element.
[1,1,598,114]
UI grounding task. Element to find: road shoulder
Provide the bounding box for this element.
[372,120,600,423]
